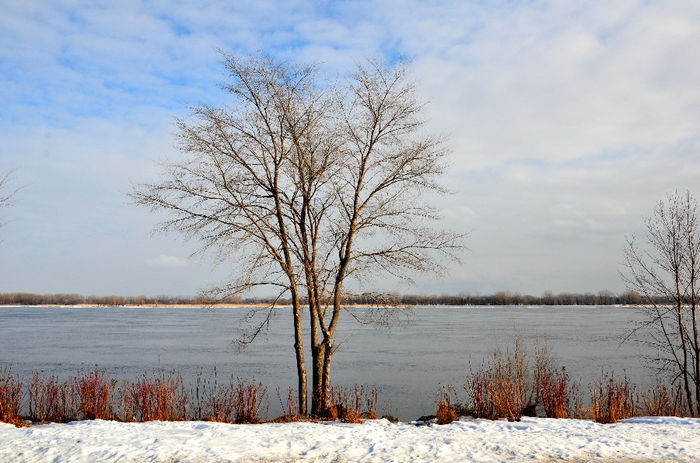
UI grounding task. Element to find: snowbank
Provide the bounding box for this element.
[1,416,698,462]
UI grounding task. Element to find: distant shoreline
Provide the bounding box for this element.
[0,303,643,309]
[0,291,654,307]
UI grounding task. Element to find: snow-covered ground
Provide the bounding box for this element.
[1,416,698,462]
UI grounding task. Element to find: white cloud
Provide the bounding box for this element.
[146,255,189,268]
[396,1,700,170]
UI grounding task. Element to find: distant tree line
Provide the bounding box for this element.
[0,293,240,306]
[0,290,656,306]
[391,290,648,306]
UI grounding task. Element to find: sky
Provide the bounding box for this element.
[1,0,699,298]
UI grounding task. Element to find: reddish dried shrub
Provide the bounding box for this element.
[201,384,235,422]
[123,371,188,421]
[72,367,116,420]
[466,340,527,421]
[537,367,570,418]
[435,385,457,424]
[362,386,379,420]
[436,401,457,424]
[232,379,267,424]
[275,387,301,422]
[467,371,491,419]
[590,373,635,424]
[0,367,23,426]
[331,386,360,423]
[28,373,75,423]
[329,385,379,423]
[640,381,685,417]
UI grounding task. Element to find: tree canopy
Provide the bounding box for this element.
[133,52,461,415]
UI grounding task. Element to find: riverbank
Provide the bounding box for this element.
[1,416,698,462]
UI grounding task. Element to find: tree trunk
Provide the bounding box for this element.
[311,342,326,416]
[691,301,699,415]
[677,304,693,414]
[321,337,333,410]
[291,296,307,416]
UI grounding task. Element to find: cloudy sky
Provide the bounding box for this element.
[1,0,699,297]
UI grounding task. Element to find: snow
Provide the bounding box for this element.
[1,416,698,462]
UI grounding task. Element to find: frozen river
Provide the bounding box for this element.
[0,305,652,420]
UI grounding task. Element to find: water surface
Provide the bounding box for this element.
[0,305,652,420]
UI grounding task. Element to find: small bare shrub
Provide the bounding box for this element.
[0,367,23,426]
[330,385,360,423]
[466,339,527,421]
[73,367,116,420]
[275,387,300,422]
[233,378,267,424]
[590,372,635,424]
[362,386,379,420]
[28,373,74,423]
[329,385,379,423]
[190,367,225,421]
[202,383,235,422]
[640,381,685,417]
[436,401,456,424]
[435,385,457,424]
[467,370,491,419]
[537,367,570,418]
[123,370,188,421]
[569,382,587,420]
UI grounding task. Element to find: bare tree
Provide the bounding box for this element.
[132,52,461,416]
[623,190,700,415]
